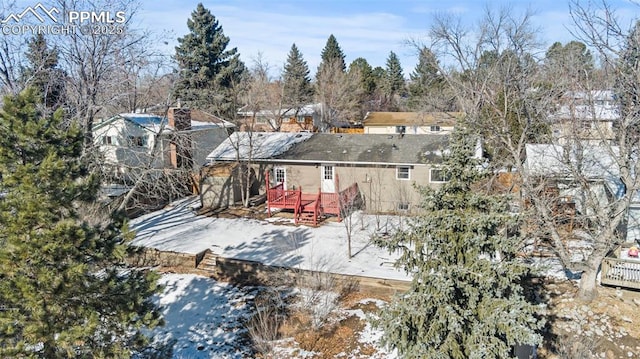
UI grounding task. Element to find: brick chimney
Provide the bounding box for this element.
[167,107,193,169]
[167,107,191,131]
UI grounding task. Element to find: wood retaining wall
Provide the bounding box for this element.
[129,248,410,297]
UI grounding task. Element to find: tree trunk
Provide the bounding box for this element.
[577,266,599,302]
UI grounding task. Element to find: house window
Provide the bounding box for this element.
[297,115,306,123]
[323,166,333,180]
[102,136,114,145]
[430,168,450,183]
[255,116,268,124]
[274,167,286,185]
[430,125,441,132]
[395,126,406,134]
[397,202,410,211]
[581,121,592,130]
[396,166,410,180]
[128,136,146,147]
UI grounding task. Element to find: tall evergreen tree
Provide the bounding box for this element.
[174,3,245,118]
[0,89,162,357]
[408,47,448,110]
[317,34,346,78]
[348,57,377,117]
[544,41,594,85]
[315,35,348,128]
[283,43,313,112]
[22,34,66,110]
[382,51,405,110]
[373,129,543,358]
[349,57,376,96]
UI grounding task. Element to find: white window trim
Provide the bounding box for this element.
[430,168,448,183]
[274,167,287,189]
[396,166,411,180]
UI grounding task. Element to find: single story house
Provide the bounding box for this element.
[362,111,464,135]
[201,132,450,214]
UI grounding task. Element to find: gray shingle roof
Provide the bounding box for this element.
[275,133,448,165]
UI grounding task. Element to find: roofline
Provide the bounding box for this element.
[93,115,162,134]
[95,115,231,134]
[206,158,431,167]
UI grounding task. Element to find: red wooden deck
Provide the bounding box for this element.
[265,171,359,226]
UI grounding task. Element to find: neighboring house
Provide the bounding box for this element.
[549,90,620,144]
[236,103,322,133]
[362,112,464,135]
[93,107,234,176]
[201,132,451,213]
[524,143,639,242]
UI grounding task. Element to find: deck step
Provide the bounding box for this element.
[297,212,319,226]
[197,253,218,272]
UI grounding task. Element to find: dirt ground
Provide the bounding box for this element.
[260,280,640,359]
[538,280,640,359]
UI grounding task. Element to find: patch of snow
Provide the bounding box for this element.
[268,338,318,358]
[342,301,398,359]
[148,273,257,359]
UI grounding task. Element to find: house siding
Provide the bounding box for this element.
[276,163,437,213]
[364,125,454,135]
[626,204,640,243]
[94,116,230,173]
[201,162,440,213]
[94,118,163,169]
[551,120,615,144]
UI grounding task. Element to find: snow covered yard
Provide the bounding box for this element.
[130,196,410,281]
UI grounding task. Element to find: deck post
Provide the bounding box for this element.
[294,187,301,225]
[265,170,271,217]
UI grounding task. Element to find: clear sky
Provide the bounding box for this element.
[136,0,639,77]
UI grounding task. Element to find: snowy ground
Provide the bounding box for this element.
[149,273,395,359]
[149,274,257,358]
[130,196,572,282]
[131,196,411,281]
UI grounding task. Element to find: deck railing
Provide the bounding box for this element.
[601,244,640,289]
[601,257,640,289]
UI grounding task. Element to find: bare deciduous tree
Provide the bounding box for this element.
[50,0,168,151]
[315,59,363,131]
[241,55,289,132]
[426,3,640,301]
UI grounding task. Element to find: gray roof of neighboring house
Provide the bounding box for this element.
[274,133,449,165]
